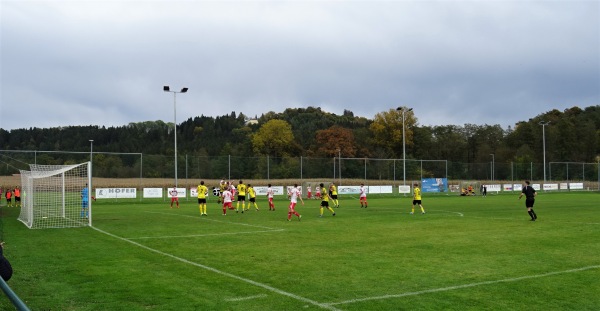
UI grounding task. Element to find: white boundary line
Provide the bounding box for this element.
[430,210,464,217]
[325,265,600,307]
[91,226,342,311]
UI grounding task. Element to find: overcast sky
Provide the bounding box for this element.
[1,0,598,131]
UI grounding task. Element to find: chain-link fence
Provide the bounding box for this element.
[2,150,599,189]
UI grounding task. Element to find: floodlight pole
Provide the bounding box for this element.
[397,107,412,186]
[89,140,94,163]
[539,121,550,183]
[164,86,188,187]
[490,153,494,181]
[338,148,341,185]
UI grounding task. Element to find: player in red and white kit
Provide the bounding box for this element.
[306,185,312,199]
[287,183,303,221]
[267,183,275,211]
[169,187,179,208]
[315,185,322,200]
[359,183,368,208]
[222,188,233,215]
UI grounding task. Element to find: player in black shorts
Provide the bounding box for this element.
[518,180,538,221]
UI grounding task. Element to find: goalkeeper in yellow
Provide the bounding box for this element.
[197,181,208,216]
[247,184,259,211]
[411,182,426,215]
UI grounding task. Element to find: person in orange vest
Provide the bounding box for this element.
[14,186,21,208]
[5,188,12,207]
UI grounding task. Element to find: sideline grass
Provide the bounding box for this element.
[0,192,599,310]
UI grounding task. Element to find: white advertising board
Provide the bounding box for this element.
[253,186,285,196]
[167,188,187,198]
[397,185,411,194]
[570,182,584,190]
[486,184,502,192]
[542,183,558,191]
[338,186,361,194]
[143,188,163,198]
[96,188,137,199]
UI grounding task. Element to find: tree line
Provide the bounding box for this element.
[0,105,598,180]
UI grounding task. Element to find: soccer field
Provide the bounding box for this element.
[1,192,599,310]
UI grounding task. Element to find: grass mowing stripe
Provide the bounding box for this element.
[128,229,285,240]
[463,215,600,225]
[326,265,600,306]
[145,211,279,230]
[90,226,343,311]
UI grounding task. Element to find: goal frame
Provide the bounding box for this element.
[18,162,92,229]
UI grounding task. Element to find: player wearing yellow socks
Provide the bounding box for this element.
[329,183,339,207]
[411,182,426,214]
[319,183,336,217]
[236,180,247,212]
[247,184,259,211]
[197,181,208,216]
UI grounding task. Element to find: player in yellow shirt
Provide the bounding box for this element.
[197,181,208,216]
[329,183,339,208]
[247,184,259,211]
[236,180,247,212]
[411,182,426,214]
[218,180,227,204]
[319,183,336,217]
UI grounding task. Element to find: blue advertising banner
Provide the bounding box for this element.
[421,178,448,193]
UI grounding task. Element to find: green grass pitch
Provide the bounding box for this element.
[1,192,599,310]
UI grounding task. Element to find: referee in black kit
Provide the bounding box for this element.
[518,180,538,221]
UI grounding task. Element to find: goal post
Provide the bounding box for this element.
[18,162,91,229]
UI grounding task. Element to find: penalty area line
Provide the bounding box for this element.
[128,229,285,240]
[91,226,342,311]
[225,294,268,302]
[325,265,600,306]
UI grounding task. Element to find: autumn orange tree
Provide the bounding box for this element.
[315,125,357,157]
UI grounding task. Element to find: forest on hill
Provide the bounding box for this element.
[0,105,599,180]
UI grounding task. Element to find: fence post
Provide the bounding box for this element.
[0,277,31,311]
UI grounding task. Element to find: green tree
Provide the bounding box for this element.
[369,107,416,158]
[252,119,295,157]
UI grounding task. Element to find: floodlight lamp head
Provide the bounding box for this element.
[181,87,188,93]
[163,86,170,92]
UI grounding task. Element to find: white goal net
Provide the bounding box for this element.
[18,162,91,229]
